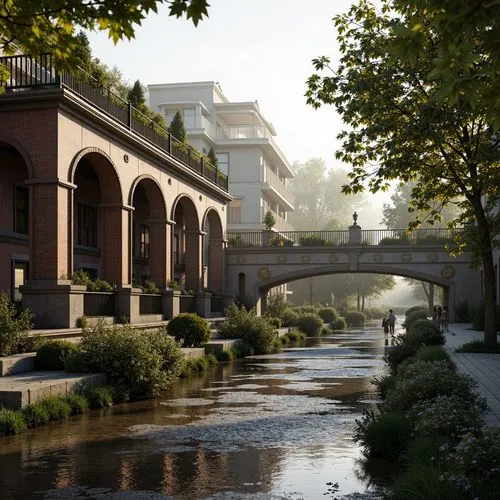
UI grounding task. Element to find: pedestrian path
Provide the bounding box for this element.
[443,323,500,427]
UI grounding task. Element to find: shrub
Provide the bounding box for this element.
[456,340,500,353]
[0,291,33,356]
[345,311,366,327]
[36,340,80,370]
[64,393,89,414]
[298,236,326,246]
[40,396,73,420]
[384,336,419,373]
[403,436,447,468]
[293,304,319,314]
[295,313,324,336]
[373,374,398,399]
[333,317,347,330]
[408,319,445,346]
[266,293,288,318]
[81,384,114,408]
[283,330,306,343]
[264,316,283,329]
[385,360,485,413]
[217,305,277,354]
[403,309,428,330]
[23,401,50,427]
[454,300,472,323]
[415,345,452,364]
[405,305,428,317]
[73,324,185,398]
[139,279,160,294]
[317,307,338,323]
[167,313,211,347]
[281,308,299,327]
[0,407,27,436]
[354,409,412,459]
[408,394,485,439]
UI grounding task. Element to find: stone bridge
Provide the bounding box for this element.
[225,225,481,319]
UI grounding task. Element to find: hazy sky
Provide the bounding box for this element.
[88,0,388,227]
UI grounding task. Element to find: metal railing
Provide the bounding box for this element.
[139,294,162,315]
[83,292,116,317]
[225,228,458,248]
[0,54,228,191]
[261,165,295,206]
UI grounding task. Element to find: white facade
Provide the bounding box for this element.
[148,81,295,233]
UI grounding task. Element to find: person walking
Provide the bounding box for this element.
[388,309,397,336]
[381,315,389,336]
[441,306,449,332]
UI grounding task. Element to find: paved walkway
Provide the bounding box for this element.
[443,323,500,426]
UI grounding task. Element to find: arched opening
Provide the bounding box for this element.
[0,143,30,301]
[131,178,168,287]
[172,196,200,291]
[238,272,246,301]
[72,152,124,284]
[203,208,224,291]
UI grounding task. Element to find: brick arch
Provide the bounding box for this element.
[171,194,200,230]
[130,175,169,286]
[69,147,122,204]
[0,135,35,179]
[202,208,224,291]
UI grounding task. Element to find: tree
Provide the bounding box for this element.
[263,210,276,231]
[169,111,187,143]
[207,147,218,168]
[128,80,146,108]
[288,158,364,231]
[0,1,210,68]
[306,0,500,345]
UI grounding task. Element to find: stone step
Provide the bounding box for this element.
[0,371,106,410]
[0,353,37,377]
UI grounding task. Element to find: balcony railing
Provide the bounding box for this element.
[261,166,295,206]
[217,125,270,140]
[225,228,459,248]
[0,54,228,191]
[179,294,196,313]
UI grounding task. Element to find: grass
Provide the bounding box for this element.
[456,340,500,353]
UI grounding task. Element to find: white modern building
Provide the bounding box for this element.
[147,81,295,234]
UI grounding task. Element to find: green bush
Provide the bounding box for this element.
[0,407,27,436]
[295,313,324,336]
[403,309,428,330]
[384,336,420,373]
[217,305,278,354]
[408,319,445,345]
[81,384,114,408]
[71,324,185,398]
[298,236,326,246]
[40,396,73,420]
[281,308,299,327]
[333,317,347,330]
[344,311,366,327]
[403,436,447,468]
[181,354,217,377]
[167,313,211,347]
[283,330,307,343]
[36,340,80,370]
[385,360,485,413]
[405,305,428,317]
[415,345,452,364]
[266,293,289,318]
[264,316,283,329]
[373,374,398,399]
[317,307,338,323]
[71,270,114,292]
[0,291,33,356]
[293,304,319,314]
[354,409,412,459]
[64,393,89,414]
[454,300,472,323]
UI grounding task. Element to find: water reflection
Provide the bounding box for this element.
[0,325,388,500]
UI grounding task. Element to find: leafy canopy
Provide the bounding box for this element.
[0,1,210,68]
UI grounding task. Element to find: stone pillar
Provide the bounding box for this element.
[101,203,133,286]
[185,229,203,291]
[162,289,180,319]
[348,211,361,244]
[115,285,142,324]
[148,219,173,287]
[195,290,212,318]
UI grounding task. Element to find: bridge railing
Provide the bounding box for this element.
[226,228,459,248]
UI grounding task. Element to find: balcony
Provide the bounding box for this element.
[217,125,269,140]
[261,166,295,209]
[260,207,295,233]
[0,54,228,191]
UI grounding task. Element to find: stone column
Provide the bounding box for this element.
[148,219,174,287]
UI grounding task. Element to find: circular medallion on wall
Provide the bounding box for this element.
[277,255,287,264]
[441,264,456,279]
[236,255,246,264]
[301,255,311,264]
[373,253,384,263]
[258,266,271,280]
[427,252,439,263]
[328,254,339,263]
[401,253,412,263]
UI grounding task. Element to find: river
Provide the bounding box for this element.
[0,324,390,500]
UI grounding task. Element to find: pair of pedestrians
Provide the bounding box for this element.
[382,309,396,336]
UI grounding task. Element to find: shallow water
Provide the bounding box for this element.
[0,325,391,500]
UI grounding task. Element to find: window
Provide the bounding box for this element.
[183,107,195,128]
[228,199,242,224]
[216,153,229,176]
[77,203,97,247]
[14,186,29,234]
[140,225,150,259]
[12,261,28,301]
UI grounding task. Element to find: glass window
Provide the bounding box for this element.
[216,152,229,176]
[14,186,29,234]
[140,225,150,259]
[228,199,241,224]
[77,203,97,247]
[13,261,28,301]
